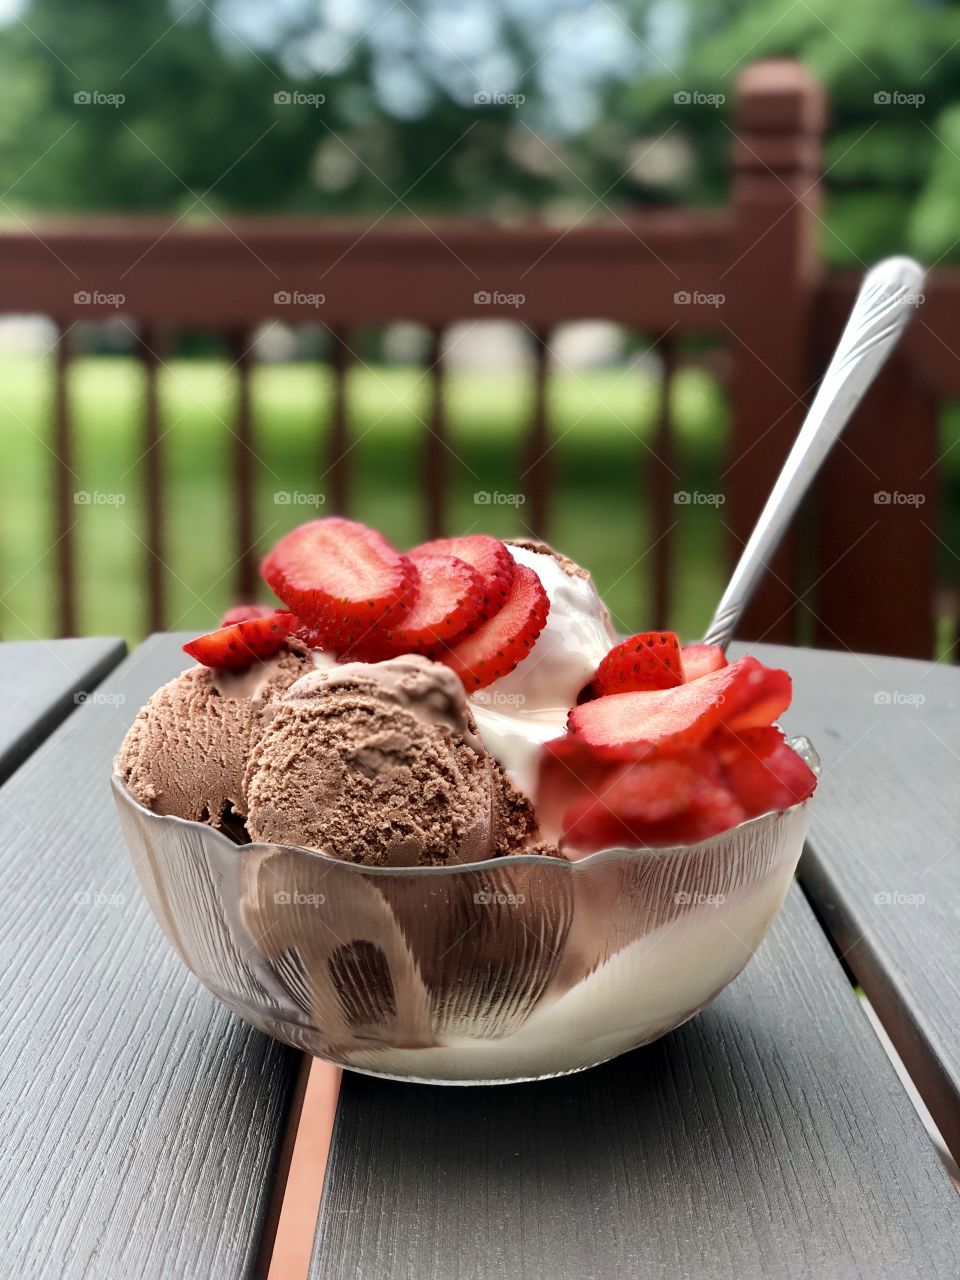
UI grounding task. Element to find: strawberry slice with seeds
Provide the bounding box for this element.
[261,518,415,647]
[440,564,549,691]
[711,726,816,816]
[681,642,727,682]
[594,631,683,694]
[376,551,484,654]
[569,656,791,752]
[220,603,279,627]
[569,657,758,751]
[413,534,515,619]
[184,612,298,670]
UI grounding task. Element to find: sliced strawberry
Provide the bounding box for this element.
[595,631,683,694]
[681,642,727,682]
[220,603,279,627]
[184,612,298,670]
[568,656,762,752]
[376,551,484,654]
[562,755,745,853]
[722,662,792,730]
[261,518,415,647]
[440,564,549,691]
[413,534,515,619]
[711,726,816,816]
[535,733,648,841]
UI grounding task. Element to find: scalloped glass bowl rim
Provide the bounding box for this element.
[109,734,819,874]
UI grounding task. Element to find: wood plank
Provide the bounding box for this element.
[311,909,959,1274]
[0,634,302,1279]
[757,642,960,1164]
[0,637,125,784]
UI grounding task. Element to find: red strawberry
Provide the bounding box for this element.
[595,631,683,694]
[711,726,816,816]
[220,603,280,627]
[569,657,761,752]
[535,733,648,841]
[413,534,515,619]
[261,518,415,648]
[681,643,727,682]
[374,551,484,654]
[439,564,549,691]
[562,755,745,853]
[722,662,791,730]
[184,612,298,670]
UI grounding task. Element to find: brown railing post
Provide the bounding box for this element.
[726,60,826,644]
[811,349,938,658]
[54,325,76,637]
[424,327,448,538]
[139,326,167,633]
[650,334,677,628]
[326,329,350,515]
[524,330,550,536]
[228,330,258,600]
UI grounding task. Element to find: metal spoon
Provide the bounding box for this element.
[702,255,925,651]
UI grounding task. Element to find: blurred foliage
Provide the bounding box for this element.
[0,0,957,262]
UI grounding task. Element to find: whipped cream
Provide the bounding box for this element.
[469,544,616,795]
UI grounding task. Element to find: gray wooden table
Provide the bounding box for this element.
[0,637,958,1279]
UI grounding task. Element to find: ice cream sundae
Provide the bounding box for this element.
[113,517,819,1082]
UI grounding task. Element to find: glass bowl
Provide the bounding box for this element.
[112,738,818,1085]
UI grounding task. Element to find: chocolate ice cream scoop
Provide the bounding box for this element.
[243,655,541,866]
[115,640,317,828]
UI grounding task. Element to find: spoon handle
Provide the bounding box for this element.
[703,255,925,651]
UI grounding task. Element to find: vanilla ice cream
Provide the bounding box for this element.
[469,540,617,795]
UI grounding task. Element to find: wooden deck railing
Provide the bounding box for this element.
[0,59,952,658]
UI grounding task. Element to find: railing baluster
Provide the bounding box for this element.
[651,334,677,627]
[54,325,76,637]
[523,330,551,535]
[327,329,350,514]
[228,330,257,599]
[139,326,166,632]
[424,327,447,538]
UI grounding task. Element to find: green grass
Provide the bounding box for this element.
[0,354,733,643]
